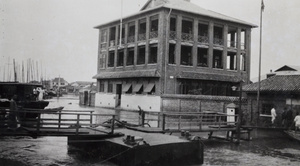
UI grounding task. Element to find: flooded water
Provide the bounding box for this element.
[1,95,300,166]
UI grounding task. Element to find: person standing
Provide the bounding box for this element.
[286,108,294,129]
[294,112,300,133]
[36,87,45,101]
[271,106,277,125]
[281,107,287,127]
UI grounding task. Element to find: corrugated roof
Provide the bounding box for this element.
[243,75,300,93]
[95,0,256,28]
[177,71,241,83]
[92,69,161,79]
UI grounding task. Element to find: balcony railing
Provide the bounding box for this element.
[138,33,146,41]
[227,40,237,48]
[227,40,246,50]
[213,38,223,46]
[169,31,176,40]
[109,40,115,47]
[149,31,158,39]
[117,38,125,45]
[127,36,135,43]
[100,43,107,49]
[181,33,193,42]
[198,36,209,44]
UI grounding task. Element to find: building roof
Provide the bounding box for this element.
[243,75,300,94]
[95,0,256,28]
[52,77,68,84]
[177,71,241,83]
[92,69,161,79]
[275,65,300,73]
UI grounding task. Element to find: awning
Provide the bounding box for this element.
[122,84,132,92]
[144,83,155,93]
[92,69,160,79]
[133,84,143,92]
[177,71,240,83]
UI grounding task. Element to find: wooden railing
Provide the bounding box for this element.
[0,107,117,135]
[121,110,238,132]
[161,112,238,132]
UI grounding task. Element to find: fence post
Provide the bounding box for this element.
[199,115,203,130]
[178,115,181,130]
[58,111,61,131]
[142,111,145,126]
[90,111,93,127]
[162,114,166,131]
[157,112,161,128]
[111,115,115,134]
[76,114,80,135]
[37,113,41,133]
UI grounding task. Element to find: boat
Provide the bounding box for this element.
[284,130,300,142]
[0,82,50,120]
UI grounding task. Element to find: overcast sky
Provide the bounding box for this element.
[1,0,300,83]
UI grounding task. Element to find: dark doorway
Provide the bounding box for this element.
[116,84,122,107]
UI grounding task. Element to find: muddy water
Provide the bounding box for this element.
[1,95,300,166]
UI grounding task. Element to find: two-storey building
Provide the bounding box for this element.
[93,0,256,112]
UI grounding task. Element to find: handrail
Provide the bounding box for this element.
[0,108,117,135]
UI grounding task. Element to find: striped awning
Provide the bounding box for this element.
[122,84,132,92]
[133,84,143,92]
[144,83,155,93]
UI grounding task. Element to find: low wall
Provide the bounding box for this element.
[120,94,161,112]
[161,94,247,114]
[95,93,117,108]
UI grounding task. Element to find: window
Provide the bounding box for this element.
[198,22,208,43]
[126,48,134,66]
[227,26,237,48]
[100,29,108,48]
[240,53,246,71]
[213,50,223,69]
[170,17,176,31]
[150,15,158,39]
[127,22,135,43]
[117,50,124,67]
[99,53,106,69]
[149,44,157,64]
[137,46,145,65]
[118,25,125,45]
[227,51,237,70]
[241,29,246,50]
[181,46,192,66]
[138,19,146,41]
[197,48,208,67]
[108,83,113,93]
[108,51,115,67]
[262,104,272,115]
[169,17,177,40]
[109,26,116,47]
[181,19,193,41]
[213,25,223,45]
[169,44,176,64]
[99,82,104,92]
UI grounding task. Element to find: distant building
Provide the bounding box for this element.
[93,0,256,111]
[52,77,68,87]
[243,65,300,126]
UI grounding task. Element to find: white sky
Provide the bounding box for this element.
[1,0,300,83]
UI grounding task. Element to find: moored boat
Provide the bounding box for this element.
[0,82,50,120]
[284,130,300,142]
